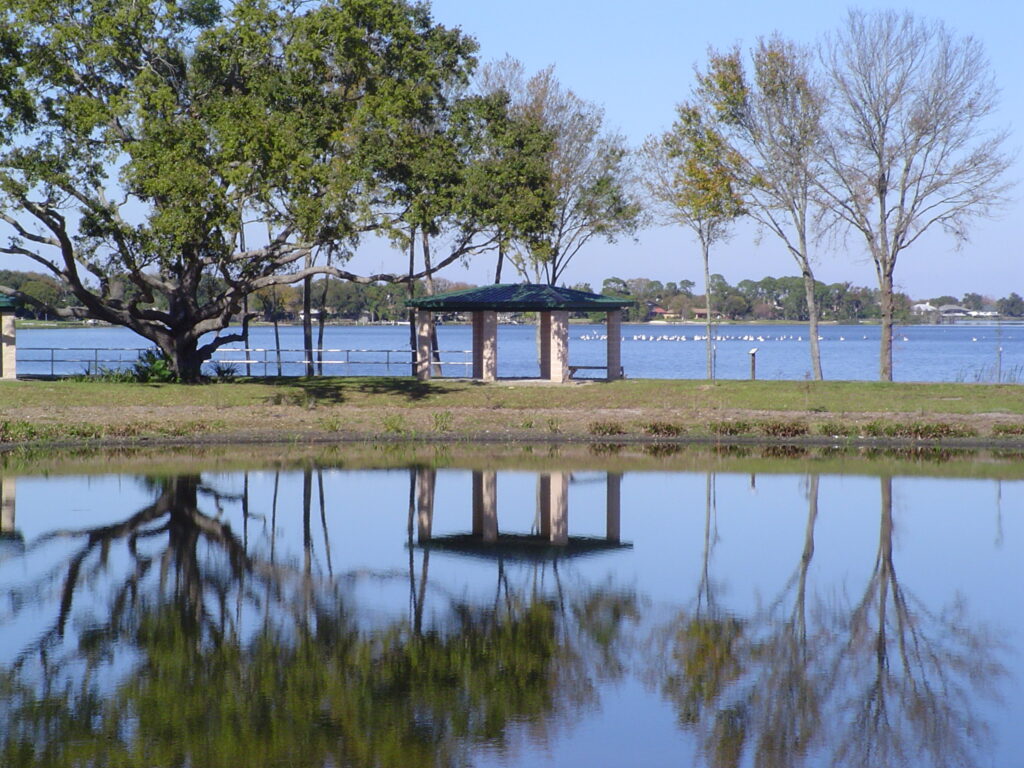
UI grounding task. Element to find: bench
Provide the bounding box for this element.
[567,365,625,380]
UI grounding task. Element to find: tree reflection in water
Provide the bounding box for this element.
[0,468,1009,768]
[0,472,636,768]
[651,473,1004,768]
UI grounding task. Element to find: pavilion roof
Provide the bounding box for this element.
[406,283,633,312]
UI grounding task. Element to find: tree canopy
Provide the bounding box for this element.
[0,0,541,380]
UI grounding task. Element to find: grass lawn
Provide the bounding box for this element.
[0,376,1022,447]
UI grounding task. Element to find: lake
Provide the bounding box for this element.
[17,320,1024,382]
[2,444,1022,767]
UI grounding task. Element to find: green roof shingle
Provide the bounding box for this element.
[406,283,632,312]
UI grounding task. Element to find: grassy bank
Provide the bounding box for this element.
[0,376,1022,448]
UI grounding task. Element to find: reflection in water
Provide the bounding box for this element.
[0,465,1013,767]
[650,474,1004,768]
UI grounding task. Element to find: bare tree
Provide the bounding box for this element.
[479,57,641,285]
[696,37,828,380]
[819,10,1014,381]
[641,106,745,379]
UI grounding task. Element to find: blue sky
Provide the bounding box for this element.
[344,0,1022,301]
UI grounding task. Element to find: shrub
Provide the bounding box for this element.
[589,421,626,436]
[640,421,685,437]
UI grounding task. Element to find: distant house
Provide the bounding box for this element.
[690,307,724,321]
[647,305,681,322]
[938,304,970,317]
[911,302,937,314]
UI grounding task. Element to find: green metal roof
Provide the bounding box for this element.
[406,283,633,312]
[0,295,16,310]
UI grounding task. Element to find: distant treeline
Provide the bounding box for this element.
[6,269,1022,323]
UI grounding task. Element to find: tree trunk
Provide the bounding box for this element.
[302,273,314,377]
[421,230,442,376]
[160,335,205,383]
[879,273,894,381]
[702,240,713,380]
[802,269,824,380]
[317,277,329,376]
[272,286,283,376]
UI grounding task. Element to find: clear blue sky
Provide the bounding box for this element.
[345,0,1022,301]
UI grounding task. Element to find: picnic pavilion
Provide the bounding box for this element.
[405,283,632,382]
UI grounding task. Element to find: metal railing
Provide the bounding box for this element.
[18,346,472,377]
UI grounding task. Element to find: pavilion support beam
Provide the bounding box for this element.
[606,309,622,381]
[0,476,13,534]
[538,472,568,545]
[538,312,552,379]
[549,310,569,383]
[415,310,433,381]
[472,470,498,542]
[1,313,15,381]
[416,468,435,543]
[471,310,498,381]
[606,472,622,543]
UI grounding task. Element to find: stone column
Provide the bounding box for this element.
[472,470,498,542]
[606,309,622,381]
[538,473,551,539]
[549,472,568,545]
[548,310,569,382]
[1,312,15,381]
[480,310,497,381]
[538,472,568,545]
[415,310,433,380]
[606,472,621,544]
[472,312,483,379]
[538,312,552,379]
[0,476,13,534]
[416,468,435,543]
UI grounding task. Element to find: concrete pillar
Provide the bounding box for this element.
[415,310,433,380]
[472,470,498,542]
[472,312,483,379]
[549,472,568,545]
[538,472,568,545]
[549,310,569,382]
[416,468,435,543]
[481,311,497,381]
[538,473,551,539]
[472,311,498,381]
[606,472,621,544]
[0,476,13,534]
[1,313,15,381]
[606,309,622,381]
[538,312,552,379]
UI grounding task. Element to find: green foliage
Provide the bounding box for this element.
[0,0,481,381]
[432,410,454,433]
[132,350,177,383]
[381,413,407,435]
[588,420,626,436]
[641,421,686,437]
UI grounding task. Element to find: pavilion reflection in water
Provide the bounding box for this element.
[0,475,21,559]
[414,469,631,560]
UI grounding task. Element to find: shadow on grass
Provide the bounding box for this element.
[252,376,471,404]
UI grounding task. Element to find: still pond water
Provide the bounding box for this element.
[1,447,1022,767]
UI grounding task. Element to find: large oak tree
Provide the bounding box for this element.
[0,0,497,380]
